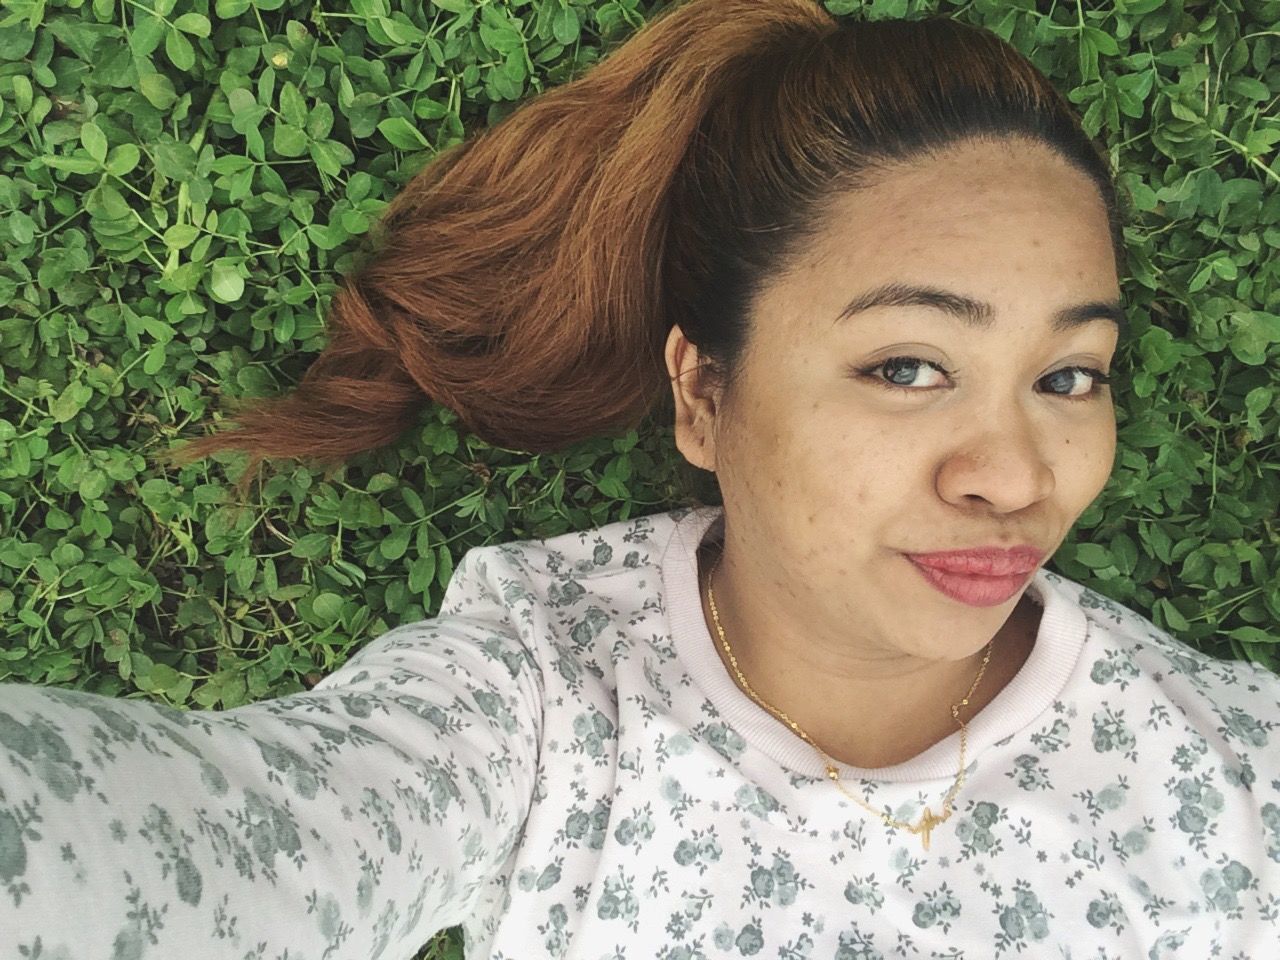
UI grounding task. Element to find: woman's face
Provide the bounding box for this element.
[667,137,1122,665]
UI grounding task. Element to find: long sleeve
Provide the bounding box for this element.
[0,545,544,960]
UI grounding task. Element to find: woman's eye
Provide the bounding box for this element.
[868,357,949,389]
[853,356,1113,401]
[1041,366,1108,398]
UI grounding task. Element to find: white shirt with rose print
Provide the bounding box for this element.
[3,503,1278,960]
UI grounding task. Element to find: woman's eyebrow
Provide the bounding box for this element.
[834,280,1126,334]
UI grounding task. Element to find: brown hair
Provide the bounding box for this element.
[159,0,1127,498]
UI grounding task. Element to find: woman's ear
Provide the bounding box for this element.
[664,324,720,473]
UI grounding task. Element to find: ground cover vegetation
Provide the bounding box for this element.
[0,0,1277,955]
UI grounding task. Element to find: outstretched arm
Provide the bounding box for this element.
[1,545,543,959]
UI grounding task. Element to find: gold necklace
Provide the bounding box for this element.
[703,546,994,852]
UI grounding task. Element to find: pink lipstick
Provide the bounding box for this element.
[903,547,1044,608]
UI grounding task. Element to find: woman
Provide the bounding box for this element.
[4,0,1277,957]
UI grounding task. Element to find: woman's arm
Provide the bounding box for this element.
[1,546,543,959]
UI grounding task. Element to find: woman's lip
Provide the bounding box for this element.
[904,555,1031,607]
[904,548,1043,576]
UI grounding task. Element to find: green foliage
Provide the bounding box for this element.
[0,0,1276,953]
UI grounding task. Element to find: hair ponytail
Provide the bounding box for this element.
[160,0,840,495]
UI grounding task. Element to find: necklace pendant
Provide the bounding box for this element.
[914,806,942,851]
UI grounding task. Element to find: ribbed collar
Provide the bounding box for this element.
[659,504,1091,784]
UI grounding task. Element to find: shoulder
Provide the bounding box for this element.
[319,510,693,710]
[1042,568,1275,682]
[1039,567,1279,756]
[442,507,691,614]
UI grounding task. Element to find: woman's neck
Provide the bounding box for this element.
[695,535,1041,770]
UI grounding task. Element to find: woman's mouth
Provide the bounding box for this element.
[903,555,1036,607]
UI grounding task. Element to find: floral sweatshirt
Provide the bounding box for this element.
[3,504,1278,960]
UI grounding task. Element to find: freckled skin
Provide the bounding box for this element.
[664,137,1120,769]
